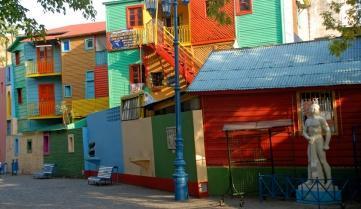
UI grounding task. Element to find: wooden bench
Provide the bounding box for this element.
[33,164,55,179]
[87,166,114,185]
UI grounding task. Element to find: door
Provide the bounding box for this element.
[39,84,55,116]
[37,46,53,74]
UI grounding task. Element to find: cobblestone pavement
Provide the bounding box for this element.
[0,175,360,209]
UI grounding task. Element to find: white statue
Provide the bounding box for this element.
[303,99,332,186]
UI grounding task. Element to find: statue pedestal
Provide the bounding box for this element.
[296,181,341,204]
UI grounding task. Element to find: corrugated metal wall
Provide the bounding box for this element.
[26,77,62,104]
[61,36,96,100]
[94,65,109,98]
[201,88,360,167]
[106,1,137,32]
[108,49,140,108]
[190,0,235,45]
[235,0,283,47]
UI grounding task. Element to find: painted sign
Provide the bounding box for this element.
[166,127,176,150]
[108,30,140,51]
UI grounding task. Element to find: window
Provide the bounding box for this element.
[151,72,164,87]
[17,88,23,104]
[43,134,50,155]
[236,0,252,16]
[14,138,19,157]
[67,134,75,153]
[85,37,94,50]
[62,40,71,52]
[127,5,143,29]
[129,64,146,84]
[85,71,95,99]
[298,91,338,134]
[122,96,142,121]
[15,51,20,65]
[64,85,72,98]
[6,66,11,83]
[27,139,32,153]
[6,121,11,135]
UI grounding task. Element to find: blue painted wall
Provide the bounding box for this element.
[85,107,124,173]
[26,77,62,104]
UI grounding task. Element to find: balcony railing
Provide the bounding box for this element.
[27,101,62,119]
[72,97,109,118]
[165,25,191,44]
[25,60,60,77]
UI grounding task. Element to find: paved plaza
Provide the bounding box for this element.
[0,175,360,209]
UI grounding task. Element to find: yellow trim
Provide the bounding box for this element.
[26,72,62,78]
[28,115,62,120]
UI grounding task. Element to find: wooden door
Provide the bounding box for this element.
[39,84,55,116]
[37,46,53,74]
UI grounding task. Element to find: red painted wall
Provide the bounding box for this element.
[0,68,6,162]
[200,87,361,168]
[190,0,235,45]
[94,65,109,98]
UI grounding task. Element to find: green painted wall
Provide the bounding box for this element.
[207,166,356,196]
[236,0,283,48]
[108,49,140,107]
[44,129,84,178]
[105,0,143,32]
[151,111,198,182]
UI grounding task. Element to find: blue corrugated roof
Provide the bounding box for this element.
[187,38,361,92]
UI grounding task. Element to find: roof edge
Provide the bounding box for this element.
[103,0,143,6]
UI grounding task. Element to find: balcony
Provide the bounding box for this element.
[25,60,61,78]
[27,101,62,119]
[72,97,109,118]
[165,25,191,45]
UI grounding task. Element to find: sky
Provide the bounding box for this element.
[21,0,107,30]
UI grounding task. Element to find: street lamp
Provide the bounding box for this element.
[145,0,190,201]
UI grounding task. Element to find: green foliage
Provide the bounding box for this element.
[206,0,232,25]
[321,0,361,56]
[0,0,96,39]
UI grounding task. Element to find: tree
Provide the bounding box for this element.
[321,0,361,56]
[0,0,96,38]
[206,0,232,25]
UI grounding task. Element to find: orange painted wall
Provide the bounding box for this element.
[190,0,235,45]
[200,87,361,168]
[61,36,107,100]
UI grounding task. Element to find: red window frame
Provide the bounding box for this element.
[236,0,252,16]
[15,51,20,65]
[126,5,144,29]
[129,64,145,84]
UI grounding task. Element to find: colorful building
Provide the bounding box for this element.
[234,0,296,48]
[0,67,6,163]
[188,38,361,195]
[104,0,235,109]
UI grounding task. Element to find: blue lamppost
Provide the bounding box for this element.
[145,0,189,201]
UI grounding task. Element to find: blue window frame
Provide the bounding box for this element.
[84,37,94,50]
[85,71,95,99]
[62,40,70,52]
[64,85,72,97]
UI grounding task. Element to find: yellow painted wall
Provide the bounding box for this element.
[0,35,13,67]
[61,36,96,100]
[19,132,43,174]
[192,41,234,63]
[6,86,11,120]
[192,110,208,183]
[121,117,155,177]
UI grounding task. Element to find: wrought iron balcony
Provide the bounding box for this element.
[27,100,62,119]
[25,60,61,78]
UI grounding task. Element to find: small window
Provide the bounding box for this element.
[298,91,338,135]
[64,85,72,98]
[6,120,11,135]
[43,134,50,155]
[151,72,164,87]
[129,64,146,84]
[62,40,71,52]
[14,138,19,157]
[27,139,32,154]
[236,0,252,16]
[85,38,94,50]
[127,5,144,29]
[15,51,20,65]
[6,66,11,83]
[68,134,75,153]
[122,96,142,121]
[85,71,95,99]
[17,88,23,104]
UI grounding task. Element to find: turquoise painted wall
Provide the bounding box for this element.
[44,128,84,178]
[108,49,140,107]
[236,0,283,48]
[151,111,198,182]
[105,0,143,32]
